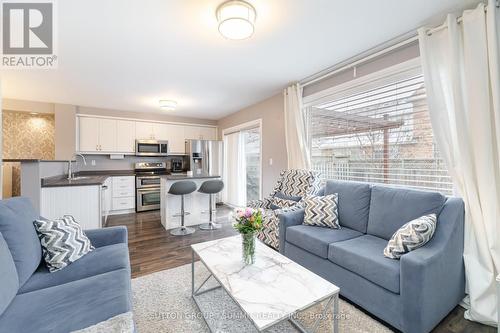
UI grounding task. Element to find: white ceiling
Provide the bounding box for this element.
[1,0,477,120]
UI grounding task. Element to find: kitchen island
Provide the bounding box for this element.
[160,174,222,230]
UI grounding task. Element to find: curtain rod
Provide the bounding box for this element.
[300,1,498,88]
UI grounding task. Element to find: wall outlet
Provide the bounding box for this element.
[269,158,273,166]
[91,160,96,166]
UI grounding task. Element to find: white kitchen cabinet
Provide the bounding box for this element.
[78,117,100,152]
[78,115,218,155]
[78,117,118,153]
[98,118,117,152]
[185,125,217,140]
[116,120,136,153]
[110,176,135,214]
[135,121,154,140]
[199,126,217,140]
[165,124,185,154]
[152,123,170,141]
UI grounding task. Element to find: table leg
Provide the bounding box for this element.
[333,294,339,333]
[191,249,195,296]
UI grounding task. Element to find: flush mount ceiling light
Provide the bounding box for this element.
[159,100,177,111]
[216,0,256,40]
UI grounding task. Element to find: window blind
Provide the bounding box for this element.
[307,70,453,194]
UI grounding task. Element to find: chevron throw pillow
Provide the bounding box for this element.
[270,197,297,210]
[383,214,437,259]
[34,216,94,272]
[303,194,340,229]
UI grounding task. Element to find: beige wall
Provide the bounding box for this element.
[217,93,287,196]
[54,104,77,160]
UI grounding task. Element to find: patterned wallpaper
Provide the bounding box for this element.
[3,111,55,196]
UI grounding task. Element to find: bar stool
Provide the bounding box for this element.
[198,180,224,230]
[169,181,197,236]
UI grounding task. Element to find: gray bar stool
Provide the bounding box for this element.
[169,181,197,236]
[198,180,224,230]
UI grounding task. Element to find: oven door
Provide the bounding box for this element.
[136,176,161,188]
[136,188,161,212]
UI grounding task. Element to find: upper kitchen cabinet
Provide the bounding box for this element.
[99,118,118,152]
[78,116,117,153]
[78,115,217,155]
[78,117,100,152]
[116,120,136,153]
[165,124,185,154]
[184,125,217,140]
[135,121,154,140]
[152,123,170,141]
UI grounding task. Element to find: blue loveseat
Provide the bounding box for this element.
[279,180,465,333]
[0,197,132,332]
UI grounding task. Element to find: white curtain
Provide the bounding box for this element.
[418,2,499,326]
[284,83,311,169]
[222,132,247,207]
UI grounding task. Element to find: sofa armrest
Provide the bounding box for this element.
[278,208,305,254]
[85,226,128,248]
[400,197,465,333]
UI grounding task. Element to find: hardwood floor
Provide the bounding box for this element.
[106,208,495,333]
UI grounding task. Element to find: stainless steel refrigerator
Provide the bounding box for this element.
[185,139,223,177]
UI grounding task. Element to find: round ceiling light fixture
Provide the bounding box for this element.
[159,100,177,111]
[216,0,256,40]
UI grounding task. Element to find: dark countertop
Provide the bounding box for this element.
[41,170,136,188]
[41,170,217,187]
[163,173,221,180]
[78,170,136,177]
[41,175,110,188]
[3,159,75,163]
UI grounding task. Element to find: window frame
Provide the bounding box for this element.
[303,57,453,194]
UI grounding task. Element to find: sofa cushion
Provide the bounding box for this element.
[19,243,130,294]
[367,186,446,240]
[0,233,19,315]
[325,180,371,233]
[0,197,42,286]
[0,268,131,333]
[286,225,363,258]
[328,235,401,293]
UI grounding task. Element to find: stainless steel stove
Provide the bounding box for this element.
[135,162,167,212]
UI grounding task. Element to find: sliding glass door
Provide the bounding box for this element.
[243,127,261,202]
[222,122,261,207]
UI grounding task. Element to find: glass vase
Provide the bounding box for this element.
[241,232,256,265]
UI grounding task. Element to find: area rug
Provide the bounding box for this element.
[131,262,393,333]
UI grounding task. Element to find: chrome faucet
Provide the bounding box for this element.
[67,153,87,180]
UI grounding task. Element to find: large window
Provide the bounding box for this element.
[306,62,453,194]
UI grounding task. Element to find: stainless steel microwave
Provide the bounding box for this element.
[135,140,168,156]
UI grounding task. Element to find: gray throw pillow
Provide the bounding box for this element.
[303,194,340,229]
[33,216,94,272]
[383,214,437,259]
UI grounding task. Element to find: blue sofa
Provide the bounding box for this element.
[0,197,132,332]
[279,180,465,333]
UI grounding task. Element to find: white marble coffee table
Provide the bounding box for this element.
[191,235,340,332]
